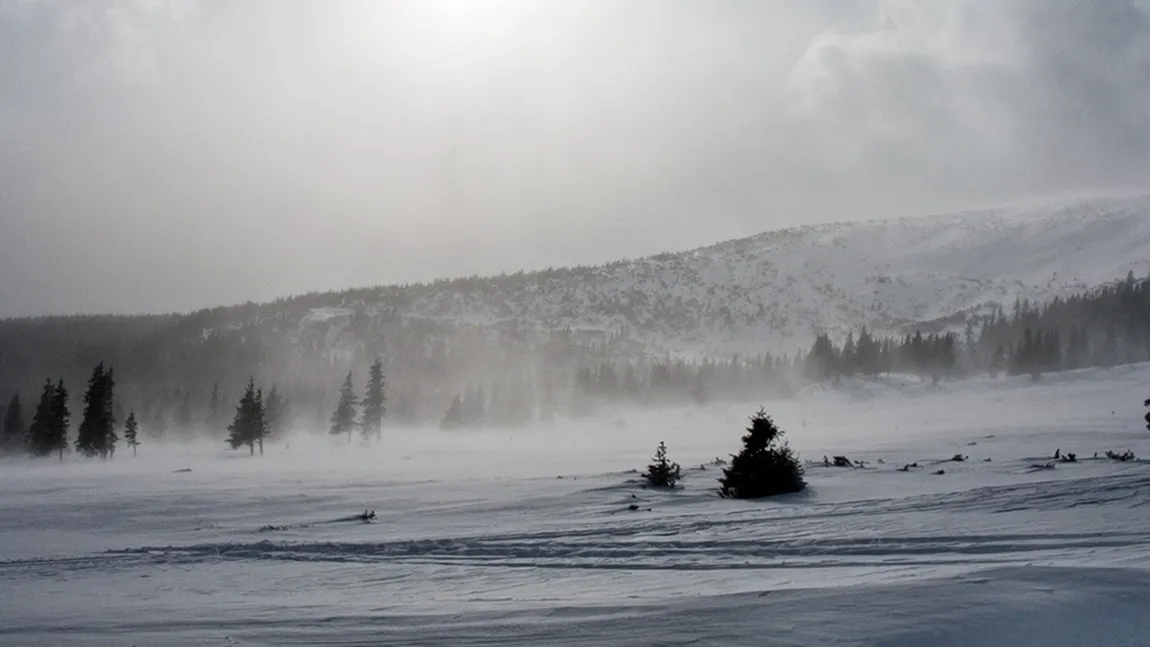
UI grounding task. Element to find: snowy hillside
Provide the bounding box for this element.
[2,364,1150,645]
[300,193,1150,356]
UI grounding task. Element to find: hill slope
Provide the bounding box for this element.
[2,193,1148,414]
[313,193,1150,355]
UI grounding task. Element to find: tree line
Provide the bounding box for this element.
[803,270,1150,383]
[1,270,1148,454]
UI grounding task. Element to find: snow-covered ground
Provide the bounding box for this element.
[2,365,1150,646]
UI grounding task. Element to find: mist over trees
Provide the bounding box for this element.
[0,270,1147,456]
[2,394,24,454]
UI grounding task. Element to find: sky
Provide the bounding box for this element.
[1,0,1149,318]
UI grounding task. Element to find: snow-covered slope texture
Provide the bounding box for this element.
[2,364,1150,645]
[301,193,1150,357]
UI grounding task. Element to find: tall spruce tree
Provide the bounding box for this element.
[330,371,358,442]
[49,380,70,461]
[75,363,116,459]
[27,380,56,458]
[124,411,141,456]
[264,385,286,440]
[27,380,72,461]
[719,407,805,499]
[2,393,24,454]
[360,358,386,441]
[207,382,221,429]
[226,377,267,456]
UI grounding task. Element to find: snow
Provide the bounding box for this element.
[2,364,1150,645]
[294,193,1150,357]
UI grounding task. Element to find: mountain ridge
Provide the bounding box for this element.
[281,192,1150,357]
[3,193,1149,361]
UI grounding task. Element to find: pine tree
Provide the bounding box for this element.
[49,380,71,461]
[264,385,286,440]
[124,411,141,456]
[27,380,57,458]
[440,394,464,430]
[2,393,25,454]
[207,382,221,429]
[360,357,386,441]
[226,377,266,456]
[719,407,805,499]
[330,371,358,442]
[643,441,682,488]
[75,363,116,459]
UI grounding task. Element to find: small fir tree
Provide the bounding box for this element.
[330,371,358,442]
[719,407,805,499]
[124,411,141,456]
[643,441,682,488]
[360,357,386,441]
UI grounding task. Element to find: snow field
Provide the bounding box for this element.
[2,364,1150,645]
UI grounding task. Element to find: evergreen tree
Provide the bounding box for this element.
[49,380,71,461]
[76,363,117,459]
[27,380,57,458]
[360,357,386,441]
[25,380,72,461]
[2,393,24,454]
[643,441,681,488]
[226,377,267,455]
[264,385,287,440]
[124,411,141,456]
[207,382,221,429]
[719,407,805,499]
[330,371,358,441]
[440,394,464,430]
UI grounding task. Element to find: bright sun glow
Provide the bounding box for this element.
[340,0,538,68]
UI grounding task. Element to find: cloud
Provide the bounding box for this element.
[0,0,1147,316]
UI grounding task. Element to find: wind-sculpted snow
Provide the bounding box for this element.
[2,365,1150,645]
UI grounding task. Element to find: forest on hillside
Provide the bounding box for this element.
[1,271,1148,457]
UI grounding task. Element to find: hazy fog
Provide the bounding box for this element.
[2,0,1148,317]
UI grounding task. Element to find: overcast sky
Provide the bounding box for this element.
[1,0,1148,317]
